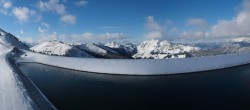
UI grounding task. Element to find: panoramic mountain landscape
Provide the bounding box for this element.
[16,30,250,59]
[1,0,250,110]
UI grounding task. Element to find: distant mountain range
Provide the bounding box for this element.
[1,28,250,59]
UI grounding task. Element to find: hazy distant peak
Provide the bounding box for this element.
[231,37,250,43]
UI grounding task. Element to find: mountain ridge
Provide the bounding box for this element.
[1,28,250,59]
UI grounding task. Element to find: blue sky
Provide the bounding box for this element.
[0,0,249,43]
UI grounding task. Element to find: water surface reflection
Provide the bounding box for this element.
[18,63,250,110]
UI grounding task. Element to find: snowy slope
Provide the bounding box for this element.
[77,43,108,55]
[133,39,200,59]
[0,45,56,109]
[217,43,250,54]
[76,43,129,59]
[31,41,93,58]
[105,41,137,56]
[18,50,250,75]
[0,28,56,109]
[193,42,250,57]
[0,28,29,50]
[94,43,120,54]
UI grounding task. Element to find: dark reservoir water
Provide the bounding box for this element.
[18,63,250,110]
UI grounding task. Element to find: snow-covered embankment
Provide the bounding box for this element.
[18,51,250,75]
[0,46,34,109]
[0,46,56,110]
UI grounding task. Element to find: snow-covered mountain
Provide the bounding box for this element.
[29,40,205,59]
[231,37,250,43]
[105,41,137,57]
[75,43,130,59]
[31,41,93,58]
[0,28,29,50]
[193,42,250,57]
[133,40,200,59]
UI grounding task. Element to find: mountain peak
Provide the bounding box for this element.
[0,28,28,50]
[105,41,121,48]
[31,41,93,58]
[134,39,199,59]
[0,28,7,36]
[139,39,171,50]
[0,28,5,32]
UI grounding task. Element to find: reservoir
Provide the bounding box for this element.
[18,63,250,110]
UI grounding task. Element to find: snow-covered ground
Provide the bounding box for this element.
[0,44,56,110]
[0,46,34,110]
[18,50,250,75]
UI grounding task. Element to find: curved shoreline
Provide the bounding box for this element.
[18,51,250,75]
[16,61,250,76]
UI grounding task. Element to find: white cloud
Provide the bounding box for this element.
[74,32,127,41]
[81,32,95,39]
[38,22,50,34]
[36,0,78,25]
[180,18,209,40]
[37,32,128,43]
[0,9,8,15]
[144,16,165,39]
[211,0,250,37]
[11,6,37,23]
[0,0,12,15]
[212,12,250,37]
[12,7,31,23]
[60,14,76,25]
[20,30,24,34]
[179,0,250,41]
[181,30,209,40]
[2,0,11,9]
[143,16,211,41]
[39,32,58,42]
[145,31,162,39]
[186,18,207,29]
[99,33,127,40]
[34,14,42,22]
[38,27,48,33]
[75,0,87,6]
[42,22,50,28]
[98,26,127,29]
[145,16,162,31]
[36,0,66,15]
[143,0,250,41]
[20,37,34,44]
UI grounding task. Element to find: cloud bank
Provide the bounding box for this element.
[145,0,250,42]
